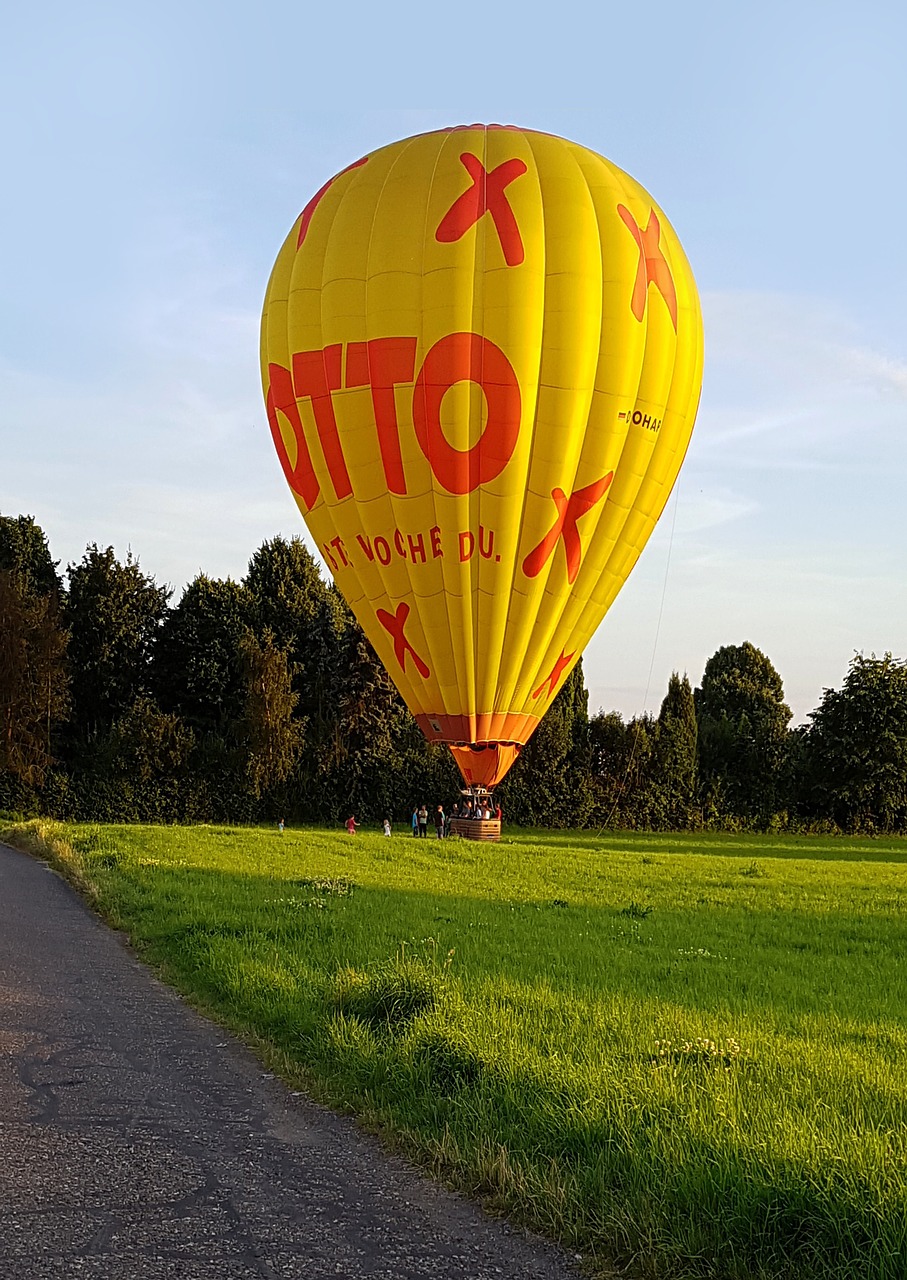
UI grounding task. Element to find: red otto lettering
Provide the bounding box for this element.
[345,337,417,495]
[459,531,475,561]
[291,345,352,501]
[413,333,521,496]
[429,525,443,558]
[265,333,521,510]
[266,363,320,511]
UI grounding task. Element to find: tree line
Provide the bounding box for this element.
[2,511,906,833]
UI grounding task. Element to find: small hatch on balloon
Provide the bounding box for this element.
[429,719,442,733]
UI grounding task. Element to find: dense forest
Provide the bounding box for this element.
[2,511,906,833]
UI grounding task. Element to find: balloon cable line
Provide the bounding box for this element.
[596,476,682,836]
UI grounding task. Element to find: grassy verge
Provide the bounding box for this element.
[4,819,906,1278]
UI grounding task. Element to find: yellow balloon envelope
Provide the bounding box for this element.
[260,126,703,787]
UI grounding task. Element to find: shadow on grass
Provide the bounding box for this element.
[80,849,907,1031]
[510,827,907,863]
[316,1015,902,1280]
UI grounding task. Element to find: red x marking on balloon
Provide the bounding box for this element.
[376,602,431,678]
[532,649,576,701]
[617,205,678,331]
[436,153,528,266]
[296,156,369,248]
[522,472,614,585]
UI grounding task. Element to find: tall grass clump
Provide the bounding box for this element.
[330,950,440,1032]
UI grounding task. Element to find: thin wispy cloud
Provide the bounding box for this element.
[703,291,907,406]
[691,292,907,493]
[843,346,907,395]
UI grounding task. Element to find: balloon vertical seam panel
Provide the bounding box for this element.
[500,133,599,716]
[363,133,445,720]
[476,128,547,726]
[515,137,630,712]
[260,126,703,779]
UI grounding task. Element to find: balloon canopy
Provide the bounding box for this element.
[260,125,703,788]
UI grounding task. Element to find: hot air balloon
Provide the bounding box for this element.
[260,125,703,815]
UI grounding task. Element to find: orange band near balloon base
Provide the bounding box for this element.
[415,711,537,787]
[415,711,540,745]
[448,743,522,789]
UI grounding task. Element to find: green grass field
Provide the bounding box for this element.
[6,820,907,1279]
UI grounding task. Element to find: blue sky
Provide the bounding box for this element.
[2,1,905,724]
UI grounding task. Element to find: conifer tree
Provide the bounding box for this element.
[65,546,170,739]
[154,575,248,735]
[654,671,698,827]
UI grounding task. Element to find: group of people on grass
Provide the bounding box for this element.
[344,797,502,838]
[409,797,502,838]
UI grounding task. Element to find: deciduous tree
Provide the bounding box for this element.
[98,695,196,785]
[0,571,69,786]
[805,653,907,832]
[0,515,69,792]
[695,642,791,823]
[236,629,305,798]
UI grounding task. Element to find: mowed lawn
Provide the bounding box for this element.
[11,820,907,1279]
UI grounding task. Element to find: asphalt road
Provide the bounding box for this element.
[0,841,585,1279]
